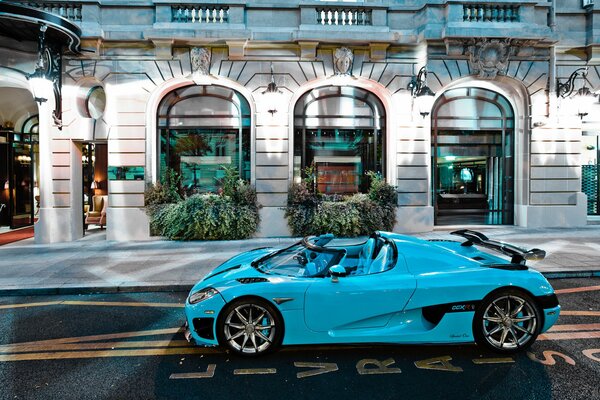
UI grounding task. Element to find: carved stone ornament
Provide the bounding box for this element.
[468,38,513,79]
[190,47,211,76]
[333,47,353,75]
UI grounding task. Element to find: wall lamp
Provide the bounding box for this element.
[27,24,63,128]
[556,67,598,119]
[408,66,436,118]
[262,63,282,116]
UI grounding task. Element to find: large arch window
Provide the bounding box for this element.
[432,87,514,225]
[157,85,251,194]
[293,86,385,194]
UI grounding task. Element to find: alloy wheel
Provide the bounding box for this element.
[481,294,538,351]
[223,303,277,354]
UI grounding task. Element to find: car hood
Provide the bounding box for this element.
[190,247,275,292]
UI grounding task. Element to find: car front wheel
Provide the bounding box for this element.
[217,298,283,356]
[473,289,542,354]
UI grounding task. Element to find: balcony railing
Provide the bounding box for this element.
[172,5,229,23]
[25,2,82,22]
[463,4,520,22]
[316,8,372,26]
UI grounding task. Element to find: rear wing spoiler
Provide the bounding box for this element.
[450,229,546,265]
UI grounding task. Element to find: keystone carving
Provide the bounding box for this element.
[467,38,514,79]
[333,47,353,75]
[190,47,211,76]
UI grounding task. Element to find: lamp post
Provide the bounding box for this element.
[557,67,598,119]
[408,67,436,118]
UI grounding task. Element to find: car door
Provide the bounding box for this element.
[303,255,416,332]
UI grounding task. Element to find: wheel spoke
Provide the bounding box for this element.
[492,303,506,318]
[235,308,248,324]
[255,330,272,343]
[250,332,258,351]
[486,324,503,337]
[254,311,266,325]
[256,323,274,330]
[226,322,245,330]
[241,333,249,349]
[510,300,526,317]
[248,307,253,325]
[513,315,535,323]
[229,330,245,341]
[513,323,533,336]
[499,327,509,347]
[484,316,503,323]
[508,327,520,347]
[507,296,511,316]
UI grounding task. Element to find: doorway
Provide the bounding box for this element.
[82,141,107,233]
[582,135,599,216]
[432,87,515,225]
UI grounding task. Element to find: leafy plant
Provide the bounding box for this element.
[285,171,397,237]
[145,168,182,207]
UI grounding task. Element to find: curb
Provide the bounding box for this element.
[0,271,598,296]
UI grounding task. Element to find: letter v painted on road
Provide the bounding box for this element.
[294,362,339,378]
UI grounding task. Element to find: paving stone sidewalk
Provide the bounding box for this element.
[0,225,599,294]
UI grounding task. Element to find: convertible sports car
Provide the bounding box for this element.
[184,230,560,356]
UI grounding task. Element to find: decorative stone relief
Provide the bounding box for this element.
[467,38,513,79]
[333,47,353,75]
[190,47,211,76]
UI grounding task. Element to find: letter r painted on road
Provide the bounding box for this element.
[356,358,402,375]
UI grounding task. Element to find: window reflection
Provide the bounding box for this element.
[157,85,251,194]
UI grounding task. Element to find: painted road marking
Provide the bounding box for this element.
[548,323,600,332]
[0,300,184,310]
[555,285,600,294]
[414,356,463,372]
[0,348,208,362]
[472,357,514,364]
[539,331,600,341]
[527,351,576,366]
[357,358,402,375]
[170,364,216,379]
[582,349,600,362]
[560,311,600,317]
[0,340,192,353]
[294,362,339,378]
[233,368,277,375]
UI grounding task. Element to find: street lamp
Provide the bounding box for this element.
[557,67,598,119]
[262,63,282,116]
[408,66,436,118]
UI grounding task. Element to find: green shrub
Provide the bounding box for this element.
[145,168,182,206]
[285,173,397,237]
[149,194,259,240]
[146,167,260,240]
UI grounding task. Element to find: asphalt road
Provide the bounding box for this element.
[0,278,598,400]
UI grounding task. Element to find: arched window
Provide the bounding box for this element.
[432,87,514,225]
[293,86,385,194]
[157,85,251,194]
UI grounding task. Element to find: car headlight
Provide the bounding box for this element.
[188,287,219,304]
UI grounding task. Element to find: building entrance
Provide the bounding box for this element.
[432,87,514,225]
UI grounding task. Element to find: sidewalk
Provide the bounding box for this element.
[0,225,599,295]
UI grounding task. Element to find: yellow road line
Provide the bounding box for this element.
[0,340,192,353]
[555,285,600,294]
[0,300,184,310]
[539,331,600,341]
[0,347,213,362]
[0,327,184,347]
[560,311,600,317]
[472,357,514,364]
[548,323,600,332]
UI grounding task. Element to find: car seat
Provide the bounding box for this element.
[367,244,392,274]
[355,238,376,275]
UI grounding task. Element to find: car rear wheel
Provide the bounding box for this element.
[217,298,283,356]
[473,289,542,354]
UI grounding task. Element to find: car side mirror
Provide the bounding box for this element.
[329,265,347,283]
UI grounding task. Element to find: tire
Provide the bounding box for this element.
[473,288,542,354]
[216,297,283,356]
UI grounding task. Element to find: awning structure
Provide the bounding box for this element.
[0,1,81,53]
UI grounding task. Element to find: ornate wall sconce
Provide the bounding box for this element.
[27,24,63,128]
[407,66,436,118]
[556,67,598,119]
[262,63,282,116]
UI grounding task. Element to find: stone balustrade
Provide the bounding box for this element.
[316,7,372,26]
[171,5,229,24]
[463,4,520,23]
[25,2,82,21]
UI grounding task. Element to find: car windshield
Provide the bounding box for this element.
[256,239,344,277]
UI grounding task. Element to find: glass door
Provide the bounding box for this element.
[10,141,34,228]
[582,135,599,216]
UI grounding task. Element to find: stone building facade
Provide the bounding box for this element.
[0,1,598,242]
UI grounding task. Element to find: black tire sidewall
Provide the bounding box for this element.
[216,297,284,357]
[473,288,543,354]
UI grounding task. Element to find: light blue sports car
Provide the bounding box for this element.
[184,230,560,356]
